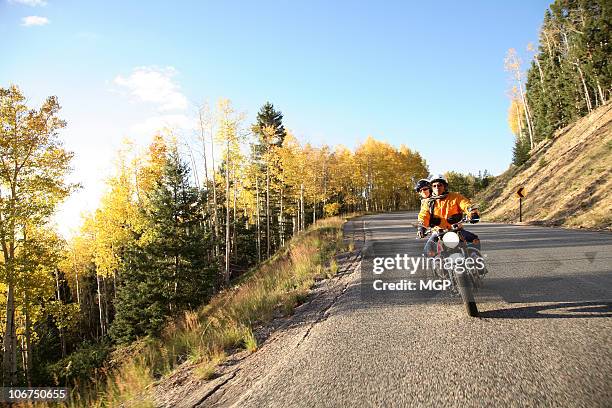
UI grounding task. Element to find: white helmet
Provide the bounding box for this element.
[430,174,448,187]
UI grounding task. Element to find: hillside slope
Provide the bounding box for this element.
[477,102,612,229]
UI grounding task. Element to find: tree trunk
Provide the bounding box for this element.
[172,253,179,313]
[113,270,117,300]
[188,146,200,188]
[515,100,524,140]
[256,177,261,263]
[55,269,66,358]
[279,188,284,246]
[595,78,605,105]
[244,203,248,229]
[542,29,553,59]
[103,276,109,339]
[200,110,214,251]
[300,184,305,231]
[96,274,105,338]
[225,139,231,285]
[2,197,18,386]
[296,200,300,235]
[233,165,237,264]
[322,160,327,216]
[2,282,17,386]
[534,55,544,85]
[518,83,535,149]
[199,110,210,187]
[24,290,32,386]
[266,165,270,259]
[73,251,81,305]
[210,125,219,258]
[575,60,593,112]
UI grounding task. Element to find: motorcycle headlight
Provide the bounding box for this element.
[442,231,460,248]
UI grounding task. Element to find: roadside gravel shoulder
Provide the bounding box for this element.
[151,218,366,408]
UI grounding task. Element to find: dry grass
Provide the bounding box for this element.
[60,216,346,407]
[60,353,156,408]
[194,349,226,380]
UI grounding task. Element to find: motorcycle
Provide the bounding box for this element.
[421,216,485,317]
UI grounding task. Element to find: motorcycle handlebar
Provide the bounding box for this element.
[417,216,477,239]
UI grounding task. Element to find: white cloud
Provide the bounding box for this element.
[113,66,189,112]
[10,0,47,6]
[21,15,49,26]
[130,114,197,136]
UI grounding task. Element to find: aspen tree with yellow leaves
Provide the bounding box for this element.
[215,99,245,285]
[277,131,306,236]
[0,86,75,385]
[505,48,535,151]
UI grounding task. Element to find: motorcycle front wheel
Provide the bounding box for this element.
[455,269,479,317]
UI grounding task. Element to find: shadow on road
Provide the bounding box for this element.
[480,301,612,319]
[476,272,612,303]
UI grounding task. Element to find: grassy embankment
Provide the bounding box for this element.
[56,216,347,407]
[477,103,612,229]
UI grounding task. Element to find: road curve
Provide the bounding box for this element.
[197,212,612,407]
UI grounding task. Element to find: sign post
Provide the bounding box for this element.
[515,187,526,222]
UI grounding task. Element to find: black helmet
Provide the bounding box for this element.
[414,178,431,192]
[430,174,448,188]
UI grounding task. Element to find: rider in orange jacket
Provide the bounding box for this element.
[417,175,480,256]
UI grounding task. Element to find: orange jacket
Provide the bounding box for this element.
[418,192,475,230]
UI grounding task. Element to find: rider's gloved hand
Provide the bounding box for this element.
[470,212,480,224]
[417,226,426,239]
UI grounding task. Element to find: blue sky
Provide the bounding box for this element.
[1,0,551,235]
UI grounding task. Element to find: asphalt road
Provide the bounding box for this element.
[198,212,612,407]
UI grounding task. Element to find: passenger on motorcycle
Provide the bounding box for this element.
[415,178,431,201]
[416,175,481,257]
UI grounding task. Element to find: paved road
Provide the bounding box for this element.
[199,212,612,407]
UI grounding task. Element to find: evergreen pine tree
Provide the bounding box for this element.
[512,136,531,166]
[110,147,217,343]
[251,102,287,154]
[249,102,287,257]
[525,0,611,143]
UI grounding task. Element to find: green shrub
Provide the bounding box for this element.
[47,341,111,386]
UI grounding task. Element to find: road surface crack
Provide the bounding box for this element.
[194,369,240,407]
[295,260,358,349]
